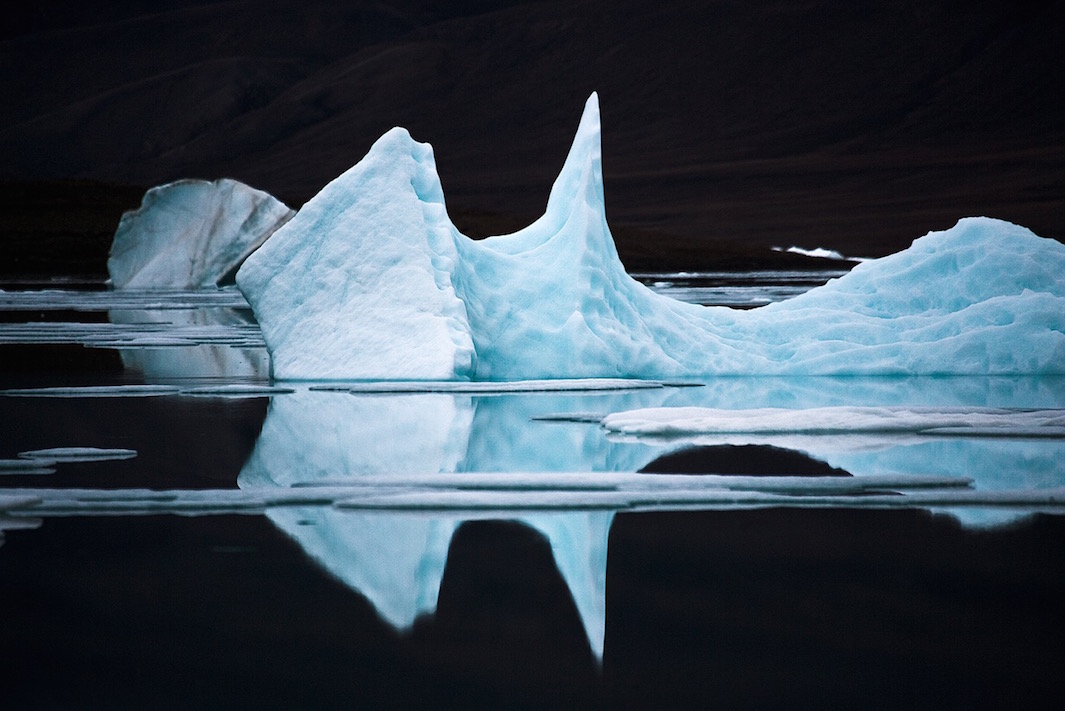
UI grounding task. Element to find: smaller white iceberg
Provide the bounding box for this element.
[108,178,294,289]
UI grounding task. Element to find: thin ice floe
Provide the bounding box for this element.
[4,477,1063,517]
[0,459,57,475]
[0,321,264,348]
[0,288,251,312]
[0,385,181,398]
[179,384,295,397]
[18,447,137,462]
[340,379,666,394]
[0,494,42,511]
[601,406,1065,438]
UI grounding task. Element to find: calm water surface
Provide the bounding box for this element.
[1,274,1063,708]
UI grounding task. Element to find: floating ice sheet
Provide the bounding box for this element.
[340,379,666,394]
[0,458,57,475]
[179,384,295,397]
[18,447,137,462]
[0,288,251,312]
[0,494,42,511]
[6,479,1065,517]
[601,406,1065,438]
[0,385,181,398]
[0,321,264,348]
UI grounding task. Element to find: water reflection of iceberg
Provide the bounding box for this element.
[109,306,268,380]
[235,377,1065,657]
[237,390,646,660]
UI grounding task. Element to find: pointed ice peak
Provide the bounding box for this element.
[327,125,446,210]
[544,92,604,219]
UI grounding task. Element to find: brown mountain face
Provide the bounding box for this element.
[2,0,1062,263]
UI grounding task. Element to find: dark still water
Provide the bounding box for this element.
[2,278,1064,708]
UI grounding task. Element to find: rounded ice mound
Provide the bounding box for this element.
[236,93,1065,379]
[108,178,294,289]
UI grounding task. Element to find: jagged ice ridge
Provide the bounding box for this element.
[234,93,1065,380]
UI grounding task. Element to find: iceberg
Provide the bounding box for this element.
[236,93,1065,379]
[109,178,294,289]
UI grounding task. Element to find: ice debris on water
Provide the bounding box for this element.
[234,92,1065,380]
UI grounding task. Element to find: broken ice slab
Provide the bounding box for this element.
[291,472,973,494]
[0,458,57,475]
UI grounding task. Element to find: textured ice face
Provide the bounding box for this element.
[235,129,476,380]
[236,93,1065,380]
[108,178,294,289]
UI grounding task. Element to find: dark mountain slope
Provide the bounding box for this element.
[1,0,1061,259]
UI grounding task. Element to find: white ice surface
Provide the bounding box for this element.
[108,179,294,289]
[237,93,1065,380]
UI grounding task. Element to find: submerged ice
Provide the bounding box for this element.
[236,92,1065,380]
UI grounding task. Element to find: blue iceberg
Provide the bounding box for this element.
[236,93,1065,380]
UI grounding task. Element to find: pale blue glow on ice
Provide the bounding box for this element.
[236,93,1065,380]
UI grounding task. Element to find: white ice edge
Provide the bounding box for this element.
[4,485,1062,516]
[338,379,667,393]
[179,384,296,396]
[0,288,252,311]
[600,406,1065,438]
[0,385,182,398]
[290,472,972,492]
[18,447,137,462]
[0,458,58,473]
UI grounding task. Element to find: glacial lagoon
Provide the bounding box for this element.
[1,274,1063,707]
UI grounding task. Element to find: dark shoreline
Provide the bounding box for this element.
[0,180,858,281]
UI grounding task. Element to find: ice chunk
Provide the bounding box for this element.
[108,178,294,289]
[237,93,1065,379]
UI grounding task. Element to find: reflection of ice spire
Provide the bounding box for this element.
[263,507,460,630]
[519,512,613,661]
[237,387,643,660]
[258,507,613,662]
